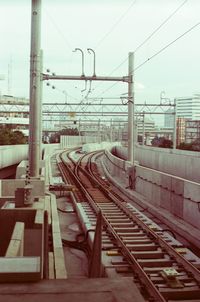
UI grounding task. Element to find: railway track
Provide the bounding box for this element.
[57,148,200,302]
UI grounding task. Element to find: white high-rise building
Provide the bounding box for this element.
[176,94,200,120]
[164,95,200,127]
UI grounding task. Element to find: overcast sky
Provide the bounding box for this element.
[0,0,200,109]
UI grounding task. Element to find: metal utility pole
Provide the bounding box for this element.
[142,112,145,145]
[98,119,101,143]
[39,49,43,158]
[110,119,113,142]
[42,51,135,155]
[128,52,134,164]
[173,99,177,149]
[29,0,42,177]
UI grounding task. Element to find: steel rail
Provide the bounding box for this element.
[87,151,200,282]
[58,149,200,302]
[62,150,166,301]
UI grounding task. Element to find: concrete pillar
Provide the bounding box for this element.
[128,52,134,164]
[28,0,42,177]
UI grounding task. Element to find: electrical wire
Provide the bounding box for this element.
[134,21,200,72]
[134,0,189,53]
[94,0,137,50]
[93,19,199,99]
[91,0,189,97]
[44,8,72,50]
[92,20,200,99]
[106,0,189,76]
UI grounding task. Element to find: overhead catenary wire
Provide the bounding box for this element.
[134,21,200,72]
[91,0,189,97]
[108,0,189,76]
[43,8,83,97]
[93,21,200,98]
[134,0,189,53]
[44,8,72,50]
[94,0,137,50]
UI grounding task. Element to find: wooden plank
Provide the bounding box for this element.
[0,257,40,272]
[11,222,24,240]
[54,248,67,279]
[50,194,67,279]
[0,257,41,282]
[44,196,51,225]
[6,222,24,257]
[48,252,55,279]
[52,232,63,249]
[34,209,44,225]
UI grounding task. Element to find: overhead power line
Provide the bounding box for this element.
[103,0,189,76]
[134,0,189,53]
[91,0,188,97]
[94,0,137,50]
[134,21,200,72]
[44,8,72,50]
[94,21,200,97]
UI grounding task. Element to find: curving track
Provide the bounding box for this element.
[57,148,200,302]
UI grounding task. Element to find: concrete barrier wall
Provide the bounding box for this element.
[115,145,200,183]
[103,149,132,188]
[43,144,60,159]
[135,145,200,183]
[135,165,200,230]
[0,143,59,171]
[16,160,45,179]
[102,148,200,231]
[0,179,45,197]
[60,136,99,148]
[0,145,28,170]
[83,142,120,153]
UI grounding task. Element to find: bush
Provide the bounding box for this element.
[0,127,26,145]
[151,136,173,148]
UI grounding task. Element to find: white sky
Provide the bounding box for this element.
[0,0,200,110]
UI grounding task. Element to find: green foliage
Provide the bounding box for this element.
[151,136,173,148]
[60,128,79,136]
[0,127,26,145]
[49,127,79,143]
[178,139,200,151]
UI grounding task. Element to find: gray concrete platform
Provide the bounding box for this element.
[0,278,145,302]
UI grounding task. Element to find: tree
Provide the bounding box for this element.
[151,136,173,148]
[178,139,200,151]
[11,130,27,144]
[0,127,26,145]
[49,127,79,143]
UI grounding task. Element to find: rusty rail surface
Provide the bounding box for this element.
[57,149,200,302]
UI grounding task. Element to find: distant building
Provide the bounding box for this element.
[164,109,174,128]
[136,117,155,134]
[176,94,200,120]
[122,118,155,143]
[176,117,186,146]
[185,120,200,144]
[164,95,200,128]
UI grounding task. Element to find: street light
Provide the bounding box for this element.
[87,48,96,77]
[73,48,85,77]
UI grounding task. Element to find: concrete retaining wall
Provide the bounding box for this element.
[0,145,28,170]
[83,142,120,153]
[135,145,200,183]
[115,145,200,183]
[135,165,200,230]
[0,179,45,197]
[60,136,99,148]
[102,148,200,231]
[103,149,132,188]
